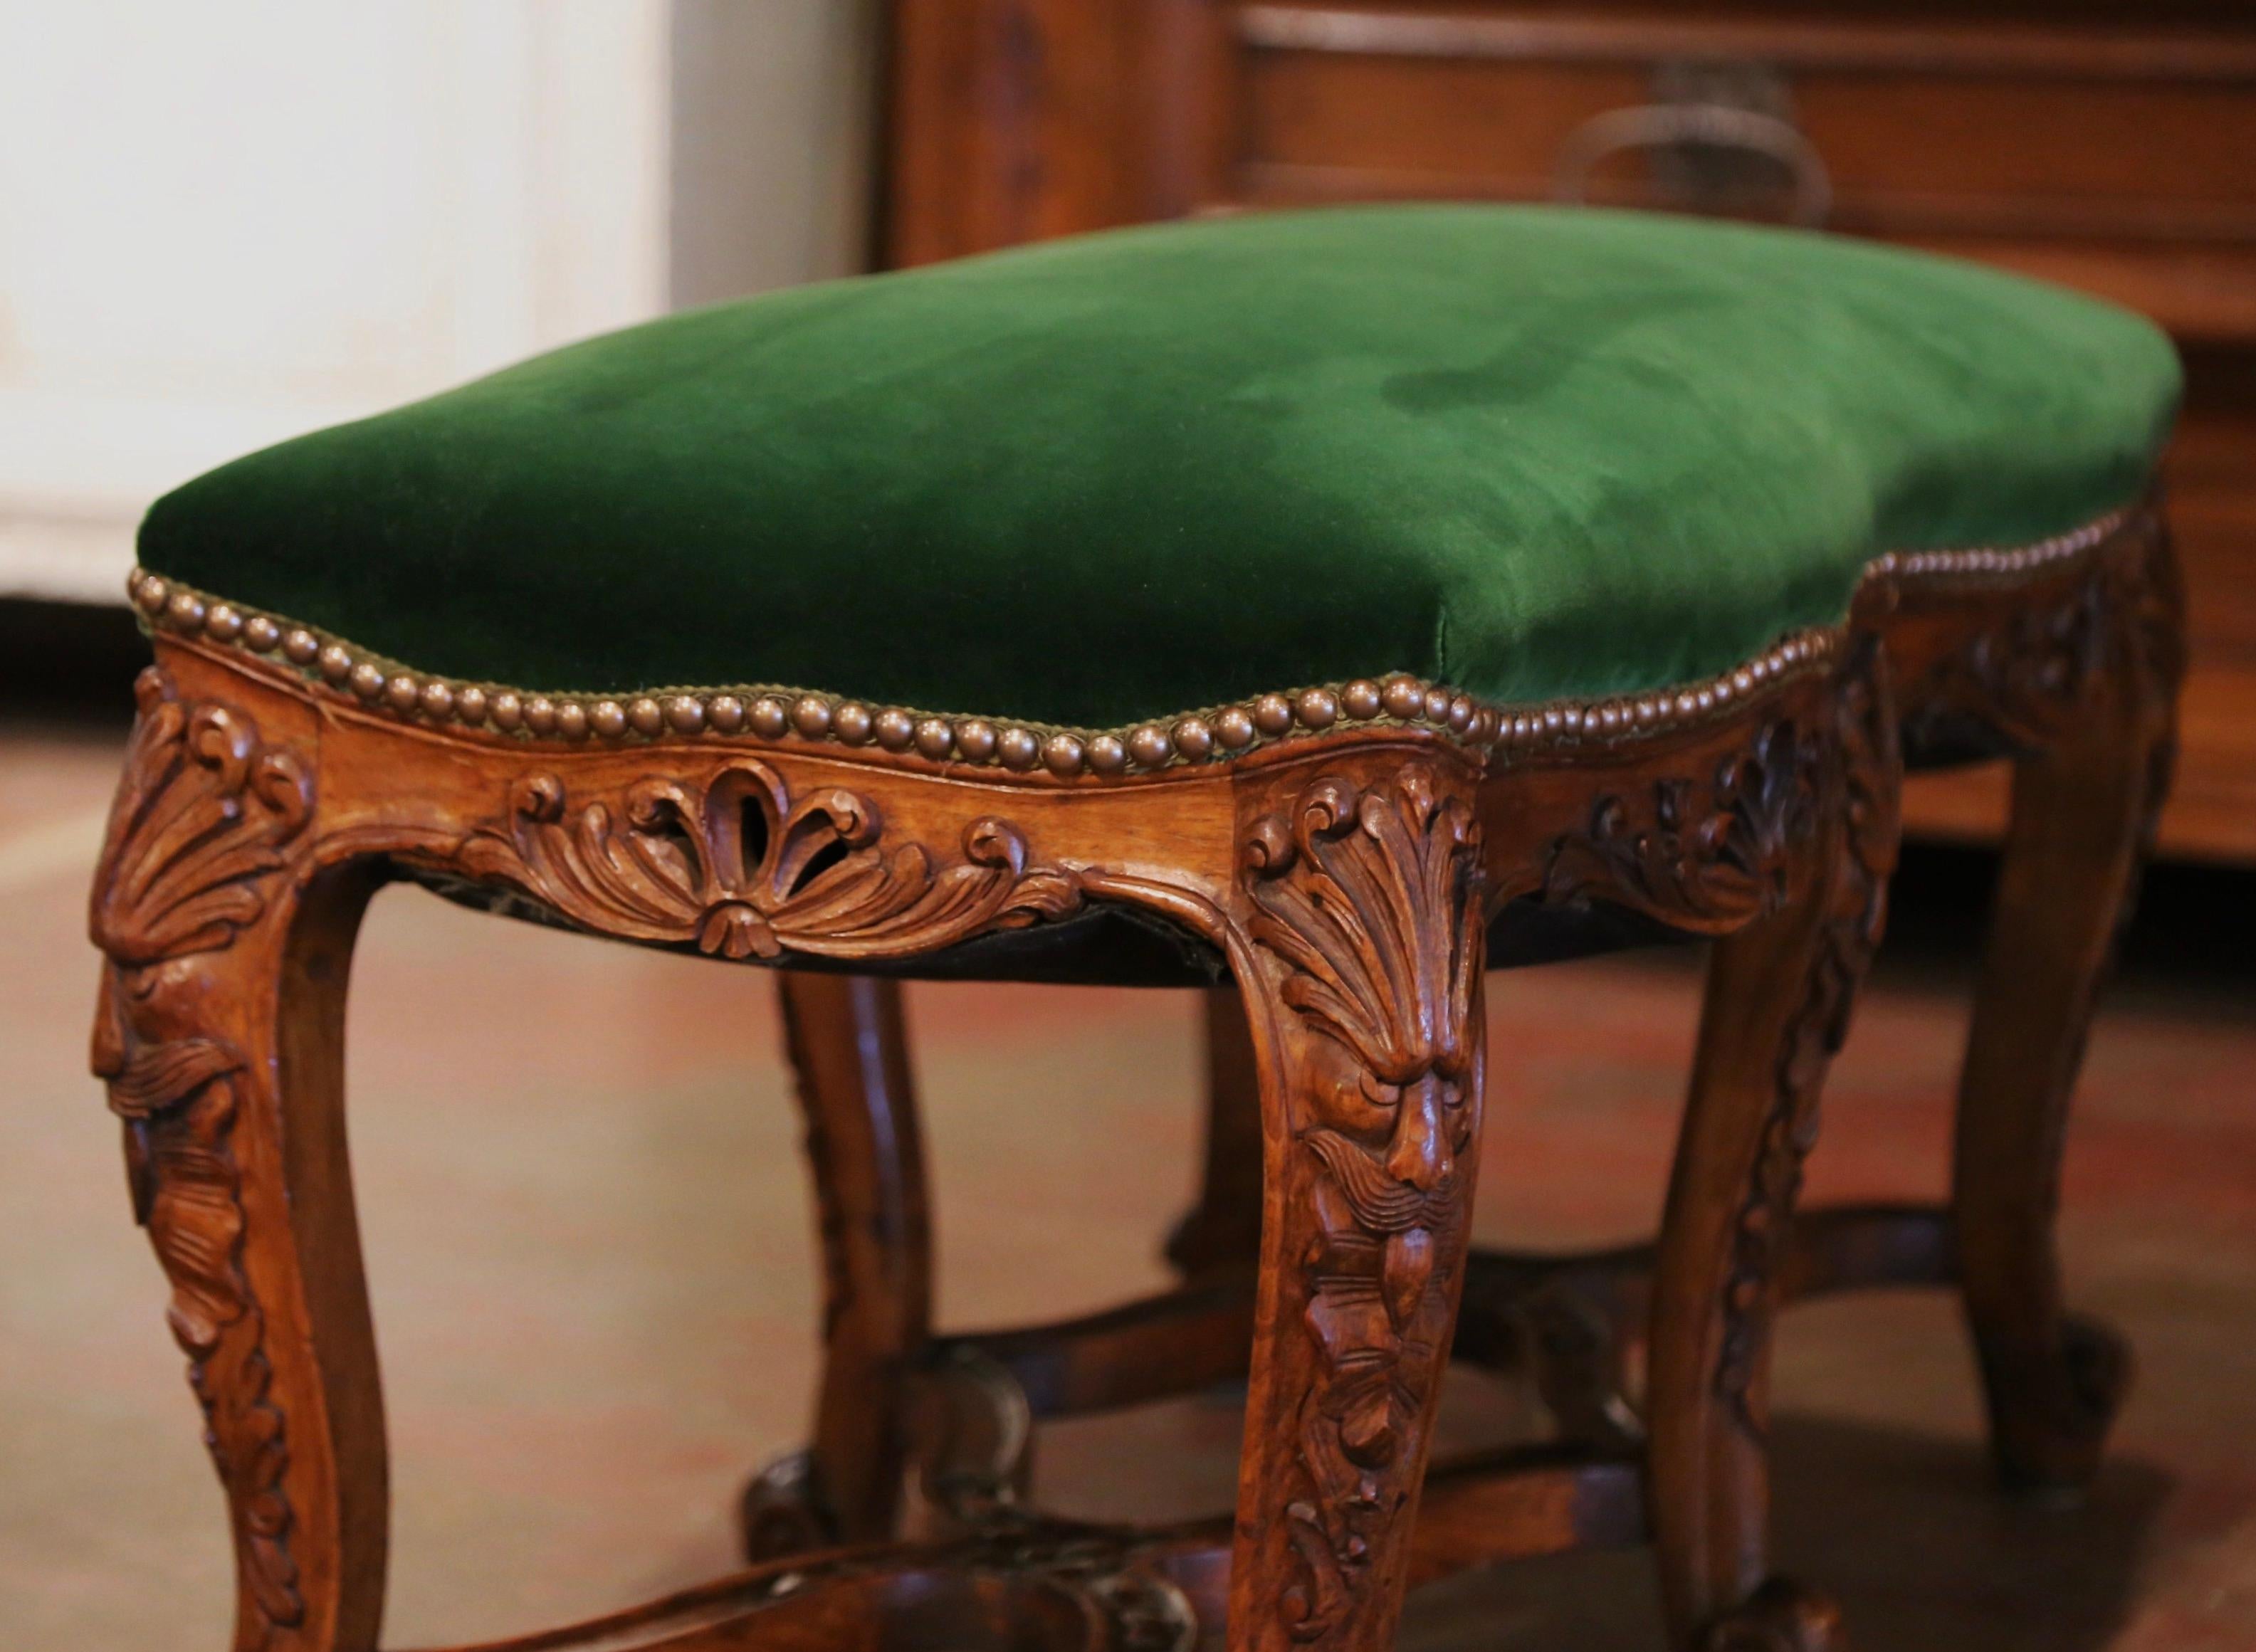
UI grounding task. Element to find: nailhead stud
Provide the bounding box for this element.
[914,718,954,759]
[1296,688,1340,730]
[1042,734,1086,777]
[873,708,915,750]
[955,720,998,762]
[155,557,1947,774]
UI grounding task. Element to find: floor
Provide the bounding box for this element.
[3,716,2252,1651]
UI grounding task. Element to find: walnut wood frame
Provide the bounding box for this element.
[728,504,2179,1651]
[90,548,1901,1652]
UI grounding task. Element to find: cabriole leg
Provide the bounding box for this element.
[1165,987,1267,1280]
[1647,665,1898,1652]
[743,972,933,1557]
[1953,636,2177,1497]
[1223,762,1487,1652]
[90,669,388,1652]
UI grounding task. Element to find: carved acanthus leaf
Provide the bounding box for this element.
[453,761,1082,962]
[90,669,310,968]
[1243,765,1484,1644]
[89,668,308,1638]
[1540,717,1825,930]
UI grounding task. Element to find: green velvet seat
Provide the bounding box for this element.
[138,205,2178,732]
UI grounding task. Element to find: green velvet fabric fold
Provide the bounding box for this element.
[140,204,2178,727]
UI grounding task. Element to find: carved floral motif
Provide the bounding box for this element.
[1899,547,2121,762]
[452,761,1083,962]
[1242,767,1484,1643]
[89,668,311,1637]
[1540,718,1827,930]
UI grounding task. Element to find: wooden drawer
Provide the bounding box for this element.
[1215,6,2256,338]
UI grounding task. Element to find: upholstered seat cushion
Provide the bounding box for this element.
[139,205,2177,730]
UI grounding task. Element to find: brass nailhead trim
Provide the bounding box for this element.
[125,509,2125,779]
[1861,507,2127,584]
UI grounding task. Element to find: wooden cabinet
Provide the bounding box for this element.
[883,0,2256,861]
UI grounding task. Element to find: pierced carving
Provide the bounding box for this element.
[1540,717,1827,930]
[1242,767,1484,1643]
[452,759,1084,961]
[89,667,310,1637]
[1716,640,1900,1432]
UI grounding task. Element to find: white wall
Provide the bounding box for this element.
[0,0,876,606]
[671,0,880,309]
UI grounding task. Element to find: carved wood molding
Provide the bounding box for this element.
[1899,512,2179,764]
[444,759,1086,962]
[89,666,312,1639]
[1538,715,1830,932]
[1239,764,1485,1646]
[1901,565,2104,757]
